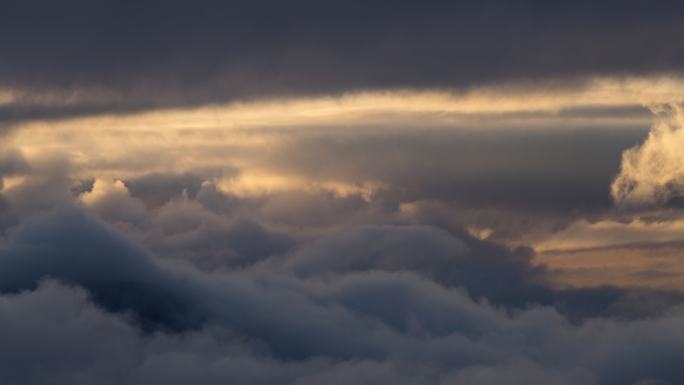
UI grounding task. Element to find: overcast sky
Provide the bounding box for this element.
[2,2,684,384]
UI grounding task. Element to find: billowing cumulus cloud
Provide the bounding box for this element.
[4,2,684,383]
[612,104,684,207]
[0,205,683,385]
[0,126,683,383]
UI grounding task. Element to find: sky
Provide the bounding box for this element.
[2,1,684,384]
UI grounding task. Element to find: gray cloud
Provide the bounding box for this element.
[145,199,295,271]
[0,204,680,329]
[0,148,29,179]
[262,125,649,215]
[1,246,684,384]
[124,172,207,209]
[0,161,683,384]
[2,1,684,120]
[2,1,684,381]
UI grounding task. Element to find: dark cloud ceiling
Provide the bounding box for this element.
[2,0,684,109]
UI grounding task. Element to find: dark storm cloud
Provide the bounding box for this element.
[2,0,684,117]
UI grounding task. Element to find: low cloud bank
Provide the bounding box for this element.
[0,204,683,384]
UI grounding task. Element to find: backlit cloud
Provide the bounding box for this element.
[4,2,684,383]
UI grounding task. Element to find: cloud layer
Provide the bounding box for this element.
[1,204,684,385]
[4,3,684,382]
[0,98,683,383]
[3,1,684,120]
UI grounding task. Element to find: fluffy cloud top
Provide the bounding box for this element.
[613,104,684,208]
[0,206,683,384]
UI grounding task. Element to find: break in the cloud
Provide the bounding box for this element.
[531,102,684,290]
[4,78,671,213]
[1,92,684,384]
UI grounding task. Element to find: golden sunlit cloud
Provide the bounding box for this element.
[4,75,681,182]
[0,176,25,192]
[612,103,684,207]
[532,215,684,290]
[216,171,383,200]
[536,246,684,291]
[79,179,130,206]
[534,216,684,252]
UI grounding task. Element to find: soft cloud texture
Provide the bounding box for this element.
[613,104,684,207]
[0,111,683,383]
[4,2,684,383]
[2,1,684,122]
[1,208,684,384]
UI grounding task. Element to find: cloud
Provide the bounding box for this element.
[0,93,683,382]
[1,247,684,384]
[0,153,77,216]
[0,205,678,330]
[5,103,649,243]
[0,202,682,384]
[536,216,684,253]
[3,1,684,116]
[3,2,684,381]
[123,172,206,209]
[263,125,646,213]
[524,213,684,291]
[145,197,295,270]
[79,179,148,225]
[277,225,543,305]
[0,148,28,180]
[612,104,684,208]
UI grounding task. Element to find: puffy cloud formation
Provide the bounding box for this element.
[4,1,684,382]
[613,104,684,208]
[0,205,684,385]
[0,96,682,383]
